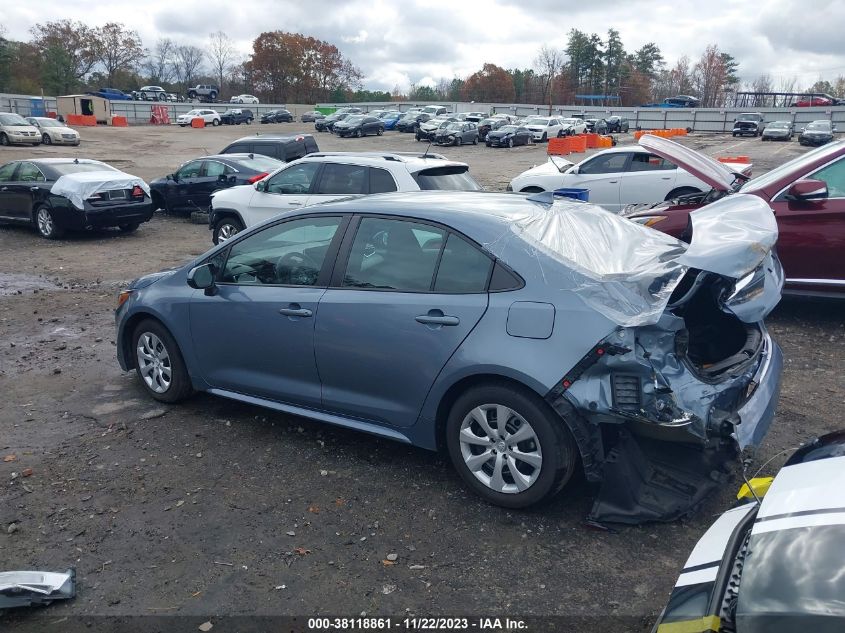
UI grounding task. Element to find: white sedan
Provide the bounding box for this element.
[521,116,566,142]
[560,117,587,135]
[233,94,259,104]
[508,145,752,213]
[175,109,221,127]
[26,117,80,146]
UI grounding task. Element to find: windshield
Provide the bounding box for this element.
[741,142,843,192]
[767,122,789,129]
[412,166,482,192]
[561,118,579,125]
[499,126,518,133]
[807,121,831,131]
[401,113,417,120]
[186,110,201,116]
[524,117,550,125]
[344,116,365,124]
[738,114,762,121]
[34,118,62,128]
[230,156,285,172]
[445,123,462,131]
[0,113,30,126]
[51,162,117,175]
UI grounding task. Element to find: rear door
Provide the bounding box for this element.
[245,161,321,225]
[770,156,845,289]
[619,152,679,206]
[314,216,491,428]
[168,160,203,210]
[307,162,368,206]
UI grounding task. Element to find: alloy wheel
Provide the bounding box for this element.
[136,332,172,394]
[217,222,240,242]
[459,404,542,494]
[36,207,54,237]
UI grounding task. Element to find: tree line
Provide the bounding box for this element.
[1,22,843,105]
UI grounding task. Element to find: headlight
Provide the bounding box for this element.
[117,289,134,308]
[630,215,667,227]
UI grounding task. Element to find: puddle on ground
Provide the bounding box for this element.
[0,273,59,296]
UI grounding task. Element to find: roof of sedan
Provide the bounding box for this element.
[28,158,106,165]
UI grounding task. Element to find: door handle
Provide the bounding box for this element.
[0,187,7,191]
[415,312,460,326]
[279,304,312,318]
[30,186,40,192]
[661,177,672,180]
[608,181,618,184]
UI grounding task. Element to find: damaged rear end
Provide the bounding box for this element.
[541,195,784,524]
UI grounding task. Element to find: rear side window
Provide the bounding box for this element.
[318,163,368,195]
[253,143,280,160]
[413,166,482,191]
[628,153,676,172]
[370,167,398,193]
[225,143,250,154]
[433,233,492,293]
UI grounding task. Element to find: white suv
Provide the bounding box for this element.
[208,152,482,243]
[522,116,565,142]
[176,109,221,127]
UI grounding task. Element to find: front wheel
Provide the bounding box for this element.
[472,136,477,145]
[0,133,9,146]
[35,206,64,240]
[42,133,52,145]
[132,320,193,403]
[508,138,514,148]
[446,384,578,508]
[213,216,244,244]
[541,133,547,142]
[158,93,167,101]
[377,127,383,136]
[118,222,139,233]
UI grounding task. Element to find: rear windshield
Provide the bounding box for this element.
[51,162,117,175]
[412,166,482,191]
[230,155,285,172]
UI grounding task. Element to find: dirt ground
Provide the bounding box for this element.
[0,124,843,632]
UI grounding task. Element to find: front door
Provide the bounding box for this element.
[0,162,21,219]
[565,152,630,211]
[315,217,491,428]
[771,156,845,289]
[168,160,203,210]
[246,162,321,225]
[5,162,44,220]
[189,214,347,407]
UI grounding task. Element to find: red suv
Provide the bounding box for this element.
[625,135,845,298]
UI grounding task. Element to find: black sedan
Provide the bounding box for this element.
[477,117,507,141]
[149,153,284,214]
[333,115,385,137]
[396,112,430,133]
[434,122,478,145]
[315,112,349,132]
[584,118,609,134]
[0,158,152,239]
[485,125,533,148]
[799,120,836,146]
[605,116,629,133]
[261,109,293,124]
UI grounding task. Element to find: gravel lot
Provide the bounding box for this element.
[0,124,842,632]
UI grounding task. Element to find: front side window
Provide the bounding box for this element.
[177,161,202,179]
[0,162,18,181]
[221,216,342,286]
[578,153,629,175]
[810,158,845,198]
[343,217,444,291]
[265,163,320,195]
[317,163,367,195]
[628,153,676,172]
[16,162,45,182]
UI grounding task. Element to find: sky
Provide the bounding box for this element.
[5,0,845,92]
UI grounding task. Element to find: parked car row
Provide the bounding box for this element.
[0,112,80,146]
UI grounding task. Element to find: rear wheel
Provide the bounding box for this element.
[0,133,9,146]
[212,118,220,126]
[508,138,514,148]
[213,215,244,244]
[118,222,139,233]
[35,206,64,240]
[472,136,477,145]
[158,92,167,101]
[377,127,383,136]
[446,384,578,508]
[132,320,193,403]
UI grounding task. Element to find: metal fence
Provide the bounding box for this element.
[3,92,844,132]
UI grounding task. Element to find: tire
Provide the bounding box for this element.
[179,124,186,127]
[508,138,514,148]
[455,136,461,146]
[209,91,218,100]
[0,133,8,146]
[377,127,383,136]
[541,132,547,142]
[212,118,220,126]
[151,192,167,213]
[557,130,563,138]
[34,205,64,239]
[472,136,477,145]
[356,129,363,138]
[213,215,244,245]
[732,132,737,137]
[158,92,166,101]
[118,222,139,233]
[246,118,253,125]
[41,133,52,145]
[415,135,421,142]
[665,187,700,201]
[131,320,193,403]
[445,383,578,509]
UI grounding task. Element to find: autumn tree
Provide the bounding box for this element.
[94,23,144,87]
[461,64,515,103]
[535,44,566,113]
[692,45,730,107]
[30,19,98,93]
[208,31,235,91]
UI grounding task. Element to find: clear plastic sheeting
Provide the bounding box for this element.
[496,198,689,327]
[50,171,150,210]
[679,195,779,279]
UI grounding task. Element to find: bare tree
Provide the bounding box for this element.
[172,45,205,92]
[208,31,235,91]
[777,76,799,94]
[534,44,566,114]
[95,23,145,86]
[751,73,773,94]
[144,38,176,84]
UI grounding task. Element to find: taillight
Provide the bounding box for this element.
[131,185,144,198]
[247,172,268,184]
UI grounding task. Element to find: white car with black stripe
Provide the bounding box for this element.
[653,430,845,633]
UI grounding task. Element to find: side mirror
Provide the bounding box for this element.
[786,179,828,201]
[254,179,266,192]
[167,173,177,181]
[187,263,217,294]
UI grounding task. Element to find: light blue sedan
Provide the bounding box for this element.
[115,191,783,523]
